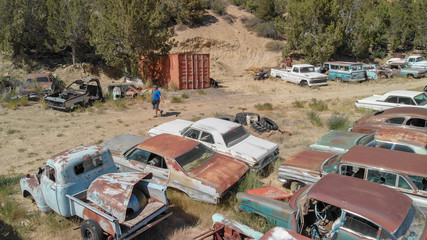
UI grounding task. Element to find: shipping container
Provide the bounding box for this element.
[139,54,210,90]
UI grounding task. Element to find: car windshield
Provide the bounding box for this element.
[395,204,426,240]
[322,155,341,174]
[25,77,49,83]
[300,67,314,73]
[356,133,375,145]
[175,143,214,172]
[223,126,249,147]
[413,93,427,106]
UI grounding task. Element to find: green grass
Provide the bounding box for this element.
[254,103,273,110]
[197,90,206,95]
[95,139,103,144]
[171,96,182,103]
[327,115,349,130]
[18,148,26,153]
[181,93,189,99]
[293,100,306,108]
[7,129,19,134]
[57,133,64,137]
[309,98,328,111]
[1,97,29,110]
[190,116,201,122]
[307,111,323,127]
[238,171,264,193]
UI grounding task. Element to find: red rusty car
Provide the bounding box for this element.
[102,133,249,204]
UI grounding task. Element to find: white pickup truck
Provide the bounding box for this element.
[386,55,427,69]
[270,64,328,87]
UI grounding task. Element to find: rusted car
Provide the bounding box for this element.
[309,130,374,154]
[350,107,427,134]
[19,73,64,100]
[193,213,310,240]
[20,145,171,240]
[339,145,427,212]
[278,150,339,191]
[101,133,249,204]
[367,128,427,154]
[238,174,427,240]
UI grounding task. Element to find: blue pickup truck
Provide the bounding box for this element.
[20,145,171,240]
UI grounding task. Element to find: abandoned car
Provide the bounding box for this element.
[44,78,104,111]
[19,73,64,100]
[385,62,427,78]
[366,128,427,154]
[238,174,427,240]
[350,107,427,134]
[338,145,427,212]
[309,130,374,155]
[20,145,171,240]
[148,117,279,170]
[101,133,249,204]
[355,90,427,111]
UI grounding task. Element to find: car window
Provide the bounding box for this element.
[406,118,427,127]
[223,126,249,147]
[367,169,397,187]
[393,144,414,153]
[356,133,375,145]
[322,155,341,174]
[385,96,398,103]
[342,212,379,238]
[183,128,201,140]
[385,117,405,124]
[200,131,214,144]
[175,144,214,172]
[398,97,415,105]
[398,176,413,190]
[408,176,427,191]
[74,155,103,175]
[340,165,365,179]
[373,141,393,150]
[414,93,427,106]
[147,154,167,169]
[379,229,394,240]
[46,165,56,182]
[127,148,151,164]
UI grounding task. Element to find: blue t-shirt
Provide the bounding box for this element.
[153,90,161,101]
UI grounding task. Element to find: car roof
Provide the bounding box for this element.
[341,145,427,176]
[308,174,412,233]
[388,62,406,66]
[384,90,423,97]
[136,133,199,159]
[375,128,427,147]
[324,61,361,65]
[294,64,314,68]
[192,117,240,134]
[379,107,427,117]
[284,150,336,171]
[315,130,368,148]
[48,145,106,169]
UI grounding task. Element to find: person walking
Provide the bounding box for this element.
[152,85,163,118]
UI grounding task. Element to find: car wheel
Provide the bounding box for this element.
[235,112,260,125]
[335,77,342,82]
[80,219,105,240]
[251,121,267,133]
[299,81,308,87]
[259,117,279,131]
[379,74,388,79]
[406,74,414,79]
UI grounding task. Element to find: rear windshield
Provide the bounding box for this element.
[26,77,50,83]
[300,67,315,73]
[322,155,341,174]
[223,126,249,147]
[175,144,214,172]
[414,93,427,106]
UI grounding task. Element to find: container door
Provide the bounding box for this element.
[41,165,61,214]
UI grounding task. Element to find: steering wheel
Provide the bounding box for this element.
[315,201,327,221]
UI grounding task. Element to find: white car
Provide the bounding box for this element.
[355,90,427,111]
[148,117,280,170]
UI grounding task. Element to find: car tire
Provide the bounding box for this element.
[379,74,388,79]
[406,74,414,79]
[217,115,236,122]
[299,81,308,87]
[251,121,267,133]
[259,117,278,131]
[335,77,342,82]
[235,112,260,125]
[81,219,105,240]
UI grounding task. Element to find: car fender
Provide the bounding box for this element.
[20,175,51,212]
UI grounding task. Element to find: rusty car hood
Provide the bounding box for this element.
[100,134,146,156]
[189,154,249,194]
[87,172,152,222]
[280,150,336,172]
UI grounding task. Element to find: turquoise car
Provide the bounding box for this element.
[386,62,427,78]
[321,61,366,82]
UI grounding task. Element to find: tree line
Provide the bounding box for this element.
[0,0,425,75]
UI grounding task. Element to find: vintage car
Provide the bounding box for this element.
[148,118,279,171]
[385,62,427,78]
[19,73,64,100]
[363,64,391,80]
[238,174,427,240]
[270,64,328,87]
[387,55,427,69]
[320,61,366,82]
[355,90,427,111]
[20,145,171,240]
[101,133,249,204]
[366,128,427,154]
[45,78,104,111]
[350,107,427,134]
[193,213,310,240]
[338,145,427,213]
[309,130,374,155]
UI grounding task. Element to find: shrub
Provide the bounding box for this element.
[327,115,349,130]
[7,129,19,134]
[197,90,206,95]
[265,41,284,52]
[293,100,306,108]
[254,21,280,39]
[306,111,323,127]
[309,98,328,111]
[255,102,273,110]
[238,171,263,192]
[211,0,227,15]
[181,93,189,99]
[171,96,182,103]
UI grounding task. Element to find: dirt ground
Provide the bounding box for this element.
[1,5,427,240]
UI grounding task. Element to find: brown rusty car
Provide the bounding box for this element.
[350,107,427,134]
[20,73,64,100]
[367,127,427,154]
[102,133,249,204]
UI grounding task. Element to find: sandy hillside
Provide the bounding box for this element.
[1,5,427,240]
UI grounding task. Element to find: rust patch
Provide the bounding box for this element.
[136,134,199,160]
[83,207,116,235]
[283,150,336,172]
[376,128,427,147]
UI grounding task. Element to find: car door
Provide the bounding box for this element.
[199,131,217,151]
[335,212,380,240]
[41,165,61,214]
[397,97,416,107]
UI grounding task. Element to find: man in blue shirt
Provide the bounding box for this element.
[152,85,163,118]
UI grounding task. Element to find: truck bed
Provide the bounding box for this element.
[122,201,165,228]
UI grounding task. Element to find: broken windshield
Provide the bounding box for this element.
[175,144,214,172]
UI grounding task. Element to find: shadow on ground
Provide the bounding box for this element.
[0,220,22,240]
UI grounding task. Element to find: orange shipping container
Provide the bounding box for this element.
[140,54,210,90]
